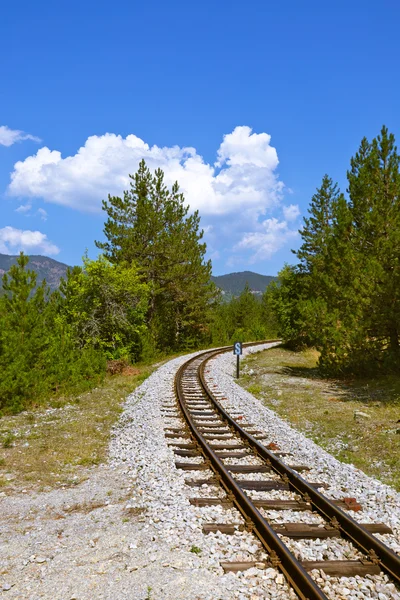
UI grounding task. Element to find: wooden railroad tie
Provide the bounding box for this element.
[220,560,381,576]
[214,451,249,458]
[188,479,328,491]
[208,444,245,450]
[226,464,310,473]
[176,462,209,471]
[196,427,228,432]
[201,434,236,440]
[168,443,196,449]
[202,522,392,538]
[173,448,251,458]
[189,497,364,511]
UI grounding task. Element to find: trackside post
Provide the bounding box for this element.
[233,341,242,378]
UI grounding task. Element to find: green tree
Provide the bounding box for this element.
[209,282,278,346]
[272,177,345,351]
[0,253,49,410]
[296,175,342,274]
[96,160,217,350]
[270,265,312,348]
[347,126,400,363]
[276,127,400,374]
[261,283,280,337]
[0,254,104,413]
[230,283,261,340]
[60,255,149,360]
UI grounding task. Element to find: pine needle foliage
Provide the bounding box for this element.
[272,126,400,375]
[210,283,279,345]
[0,254,105,414]
[96,159,218,351]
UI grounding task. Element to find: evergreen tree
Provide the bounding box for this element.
[347,126,400,363]
[270,265,312,348]
[0,254,104,413]
[0,254,49,407]
[275,126,400,374]
[96,160,217,350]
[296,175,342,275]
[209,283,278,346]
[273,177,346,351]
[261,284,280,337]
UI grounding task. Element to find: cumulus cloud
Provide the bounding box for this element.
[236,218,299,263]
[0,226,59,255]
[8,126,284,217]
[0,125,41,147]
[283,204,300,222]
[6,126,302,264]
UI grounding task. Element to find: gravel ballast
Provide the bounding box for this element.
[0,343,399,599]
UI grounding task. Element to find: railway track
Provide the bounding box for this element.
[164,342,400,600]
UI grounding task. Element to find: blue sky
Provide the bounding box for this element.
[1,0,399,275]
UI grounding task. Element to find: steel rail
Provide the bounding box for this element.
[198,346,400,585]
[175,345,329,600]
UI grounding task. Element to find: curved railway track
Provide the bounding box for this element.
[165,342,400,600]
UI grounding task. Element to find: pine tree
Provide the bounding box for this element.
[347,126,400,362]
[270,265,312,349]
[288,176,345,350]
[96,160,217,350]
[261,284,279,337]
[270,127,400,374]
[0,253,105,413]
[229,283,259,341]
[296,175,343,275]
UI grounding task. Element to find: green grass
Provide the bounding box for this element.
[145,587,153,600]
[240,347,400,490]
[0,361,156,491]
[1,431,16,448]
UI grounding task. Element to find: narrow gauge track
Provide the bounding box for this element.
[166,342,400,600]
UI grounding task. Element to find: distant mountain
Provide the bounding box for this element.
[211,271,276,297]
[0,254,69,291]
[0,256,275,299]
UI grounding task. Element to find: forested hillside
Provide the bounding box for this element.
[211,271,275,297]
[0,254,68,290]
[1,254,273,299]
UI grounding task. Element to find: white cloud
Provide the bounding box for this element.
[0,226,59,255]
[15,203,32,214]
[216,127,278,169]
[236,218,299,262]
[8,126,284,217]
[283,204,300,222]
[37,208,48,221]
[0,125,41,147]
[6,126,302,265]
[14,204,48,222]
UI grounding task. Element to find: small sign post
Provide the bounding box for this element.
[233,341,242,378]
